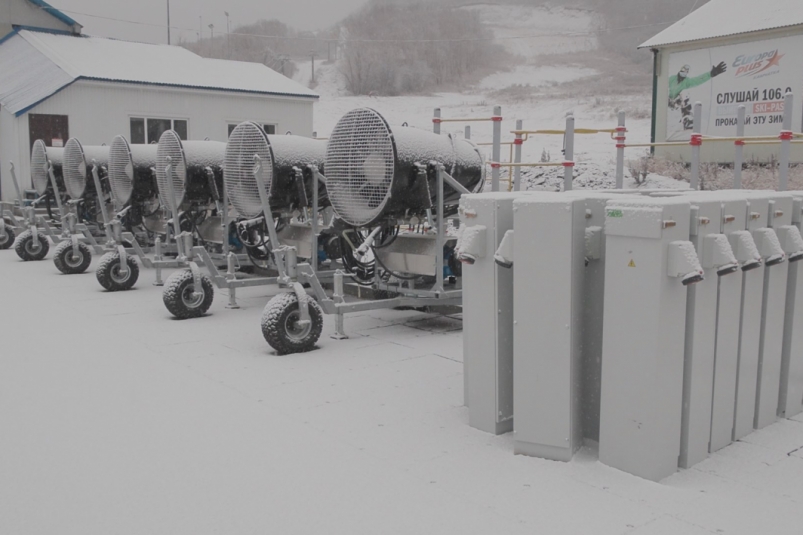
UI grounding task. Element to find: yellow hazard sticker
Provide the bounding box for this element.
[628,259,636,268]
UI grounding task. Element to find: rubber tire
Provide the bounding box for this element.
[261,292,324,355]
[0,227,15,250]
[96,252,140,291]
[162,269,215,319]
[14,230,50,261]
[53,241,92,274]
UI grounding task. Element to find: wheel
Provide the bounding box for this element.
[261,292,324,355]
[0,226,15,250]
[162,269,214,319]
[14,230,50,261]
[53,241,92,274]
[96,252,139,291]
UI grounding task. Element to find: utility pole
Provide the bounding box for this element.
[199,16,202,42]
[166,0,171,45]
[224,11,230,55]
[209,23,214,40]
[310,52,316,84]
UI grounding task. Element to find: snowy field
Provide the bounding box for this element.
[2,251,803,534]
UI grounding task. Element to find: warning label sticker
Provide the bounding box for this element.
[628,259,636,268]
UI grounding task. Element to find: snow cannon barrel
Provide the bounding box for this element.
[108,135,158,207]
[155,130,226,209]
[63,138,110,200]
[30,139,65,196]
[324,107,485,228]
[224,121,328,218]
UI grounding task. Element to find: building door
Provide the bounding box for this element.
[29,114,69,150]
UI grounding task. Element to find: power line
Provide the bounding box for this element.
[33,4,678,44]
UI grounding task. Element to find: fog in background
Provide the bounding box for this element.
[50,0,370,43]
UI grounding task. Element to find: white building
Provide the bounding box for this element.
[0,0,82,37]
[641,0,803,163]
[0,28,318,201]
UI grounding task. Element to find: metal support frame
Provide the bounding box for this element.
[690,102,702,190]
[563,115,575,191]
[615,112,626,189]
[778,92,794,192]
[514,120,523,191]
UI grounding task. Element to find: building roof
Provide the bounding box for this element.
[27,0,81,32]
[0,29,318,116]
[640,0,803,49]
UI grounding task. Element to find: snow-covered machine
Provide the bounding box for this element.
[48,139,114,274]
[162,122,335,318]
[94,135,174,292]
[12,140,77,262]
[261,108,484,354]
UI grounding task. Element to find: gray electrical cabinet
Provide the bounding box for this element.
[599,196,701,481]
[510,192,627,462]
[459,192,533,435]
[677,193,740,468]
[780,194,803,419]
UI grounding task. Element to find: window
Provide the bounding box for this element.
[29,114,69,150]
[130,117,188,144]
[228,123,277,137]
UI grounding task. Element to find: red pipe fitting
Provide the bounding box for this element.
[513,138,523,145]
[779,130,794,141]
[562,161,575,167]
[491,116,503,122]
[690,134,703,147]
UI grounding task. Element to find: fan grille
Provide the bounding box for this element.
[155,130,187,209]
[63,138,89,199]
[225,122,274,219]
[325,108,395,227]
[108,135,135,206]
[31,140,52,195]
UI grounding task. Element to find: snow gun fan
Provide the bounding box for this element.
[108,135,158,208]
[30,139,65,196]
[62,138,109,200]
[155,130,226,211]
[225,121,328,219]
[324,107,484,229]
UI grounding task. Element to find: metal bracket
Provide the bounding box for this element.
[117,244,129,276]
[291,282,312,328]
[189,261,203,300]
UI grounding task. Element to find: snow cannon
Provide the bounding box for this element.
[108,135,159,208]
[225,121,328,218]
[62,138,109,200]
[30,139,65,196]
[324,107,484,229]
[155,130,226,211]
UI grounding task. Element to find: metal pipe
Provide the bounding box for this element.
[734,105,745,189]
[563,115,575,192]
[433,108,441,135]
[491,106,502,192]
[690,102,702,190]
[779,92,794,192]
[514,120,523,191]
[615,111,626,189]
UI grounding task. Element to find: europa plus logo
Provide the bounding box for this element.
[733,49,784,78]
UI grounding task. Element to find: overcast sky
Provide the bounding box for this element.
[50,0,369,43]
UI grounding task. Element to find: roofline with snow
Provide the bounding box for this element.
[639,21,803,49]
[27,0,81,32]
[14,76,319,117]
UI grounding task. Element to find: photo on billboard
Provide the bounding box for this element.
[667,35,803,142]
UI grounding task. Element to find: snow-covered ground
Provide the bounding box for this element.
[2,247,803,534]
[459,3,599,58]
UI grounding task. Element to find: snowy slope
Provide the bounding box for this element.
[460,3,599,59]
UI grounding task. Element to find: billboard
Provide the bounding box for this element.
[667,35,803,141]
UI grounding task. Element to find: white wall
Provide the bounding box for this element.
[0,80,316,200]
[653,26,803,164]
[0,0,79,38]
